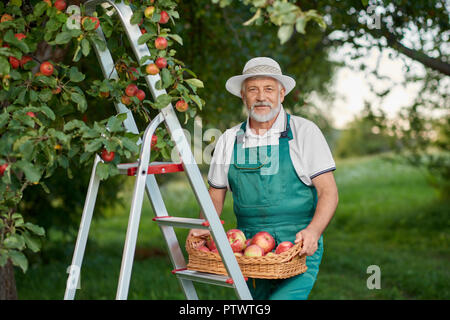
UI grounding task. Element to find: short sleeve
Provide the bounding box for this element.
[207,133,228,189]
[302,123,336,180]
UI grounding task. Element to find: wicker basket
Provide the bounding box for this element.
[186,236,307,279]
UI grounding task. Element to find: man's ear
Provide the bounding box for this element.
[280,86,286,103]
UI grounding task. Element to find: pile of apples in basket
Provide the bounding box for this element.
[197,229,295,257]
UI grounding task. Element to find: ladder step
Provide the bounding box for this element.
[172,269,243,288]
[117,162,184,176]
[152,216,224,229]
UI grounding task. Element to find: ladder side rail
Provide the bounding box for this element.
[64,155,103,300]
[161,107,253,300]
[116,113,164,300]
[145,175,199,299]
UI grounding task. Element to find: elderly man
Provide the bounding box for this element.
[189,57,338,300]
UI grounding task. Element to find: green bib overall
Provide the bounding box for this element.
[228,113,324,300]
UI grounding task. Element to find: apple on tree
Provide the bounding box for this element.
[155,57,167,69]
[0,163,8,176]
[54,0,67,11]
[145,63,159,75]
[159,11,170,24]
[125,83,138,97]
[40,61,54,76]
[175,99,188,112]
[154,37,168,50]
[101,149,115,162]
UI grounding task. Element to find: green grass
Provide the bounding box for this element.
[15,154,450,299]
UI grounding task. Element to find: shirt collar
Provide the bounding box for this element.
[245,104,286,138]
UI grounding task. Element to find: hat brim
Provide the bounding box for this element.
[225,74,296,98]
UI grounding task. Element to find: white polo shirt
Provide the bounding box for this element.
[207,105,336,190]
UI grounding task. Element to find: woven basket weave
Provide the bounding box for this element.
[186,236,307,279]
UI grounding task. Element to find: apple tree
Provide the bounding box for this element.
[0,0,208,298]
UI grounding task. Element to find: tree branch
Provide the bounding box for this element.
[384,31,450,76]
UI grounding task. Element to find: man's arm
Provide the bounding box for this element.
[188,186,227,238]
[295,171,339,256]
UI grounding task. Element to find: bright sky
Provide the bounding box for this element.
[314,44,426,129]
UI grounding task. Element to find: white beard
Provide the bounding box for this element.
[246,99,281,123]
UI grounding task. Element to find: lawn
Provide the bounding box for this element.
[15,154,450,299]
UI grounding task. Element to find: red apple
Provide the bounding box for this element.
[82,16,100,30]
[206,235,216,251]
[54,0,67,11]
[226,229,247,253]
[101,149,115,162]
[197,246,210,253]
[154,37,168,50]
[141,28,147,34]
[151,134,158,149]
[144,6,155,18]
[244,244,264,257]
[0,163,8,176]
[135,89,145,101]
[20,55,32,68]
[275,241,294,254]
[9,56,20,69]
[145,63,159,75]
[159,11,169,24]
[175,99,188,112]
[40,61,54,76]
[155,57,167,69]
[1,14,13,23]
[121,95,131,105]
[125,83,138,97]
[251,231,276,254]
[26,111,36,118]
[99,90,110,98]
[14,33,26,41]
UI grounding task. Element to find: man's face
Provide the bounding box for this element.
[241,77,285,123]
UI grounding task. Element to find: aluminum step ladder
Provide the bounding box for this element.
[63,0,252,300]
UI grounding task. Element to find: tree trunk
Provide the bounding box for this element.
[0,259,18,300]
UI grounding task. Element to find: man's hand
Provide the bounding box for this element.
[295,227,321,256]
[188,228,210,239]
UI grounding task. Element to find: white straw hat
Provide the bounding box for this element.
[225,57,296,98]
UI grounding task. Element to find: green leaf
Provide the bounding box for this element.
[40,105,56,120]
[189,94,203,110]
[278,24,294,44]
[185,78,204,88]
[53,32,73,45]
[167,34,183,45]
[96,162,110,180]
[106,116,124,133]
[71,92,87,112]
[161,68,173,88]
[33,1,48,17]
[4,234,26,250]
[138,33,153,45]
[9,250,28,273]
[155,94,172,109]
[81,38,90,56]
[85,139,103,153]
[3,30,30,53]
[295,17,306,34]
[39,88,53,102]
[0,56,10,77]
[69,67,85,83]
[15,160,42,182]
[24,222,45,236]
[22,232,41,253]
